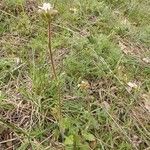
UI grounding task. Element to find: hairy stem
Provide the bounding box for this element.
[48,20,57,79]
[48,20,62,129]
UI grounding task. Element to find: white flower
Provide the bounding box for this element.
[70,8,78,13]
[14,57,21,65]
[126,81,138,92]
[38,3,53,13]
[143,57,150,64]
[127,82,138,88]
[78,80,90,90]
[38,3,58,17]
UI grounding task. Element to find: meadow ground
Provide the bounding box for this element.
[0,0,150,149]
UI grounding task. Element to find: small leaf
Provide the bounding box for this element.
[64,135,74,145]
[83,132,95,141]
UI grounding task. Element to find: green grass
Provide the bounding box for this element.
[0,0,150,149]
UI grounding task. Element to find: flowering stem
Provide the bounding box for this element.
[48,20,57,79]
[48,20,62,133]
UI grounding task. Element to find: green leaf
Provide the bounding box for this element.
[64,135,74,145]
[83,132,95,141]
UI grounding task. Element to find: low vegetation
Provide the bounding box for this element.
[0,0,150,149]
